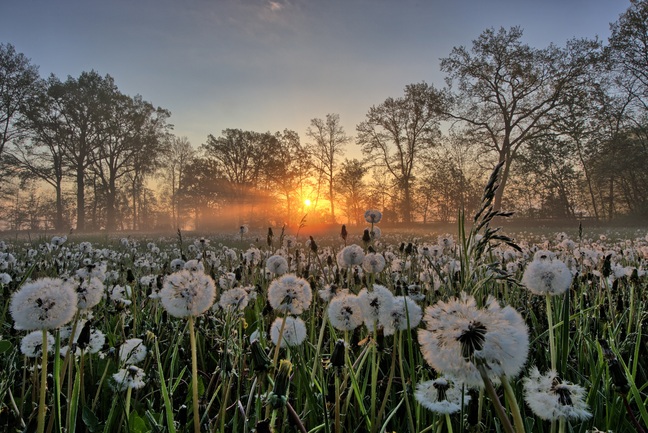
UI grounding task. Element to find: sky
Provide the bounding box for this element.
[1,0,631,158]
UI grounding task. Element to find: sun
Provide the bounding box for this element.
[304,199,311,207]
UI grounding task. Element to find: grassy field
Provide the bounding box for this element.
[0,212,646,433]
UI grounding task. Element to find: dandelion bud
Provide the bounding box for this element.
[267,227,273,247]
[362,229,371,244]
[599,339,630,394]
[341,225,348,242]
[268,359,292,409]
[331,339,346,370]
[309,236,318,253]
[250,340,272,373]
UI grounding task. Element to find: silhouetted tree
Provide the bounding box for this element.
[357,82,444,223]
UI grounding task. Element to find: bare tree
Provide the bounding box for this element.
[356,82,444,223]
[306,114,350,223]
[441,27,598,210]
[160,136,196,229]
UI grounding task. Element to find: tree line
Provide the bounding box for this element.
[1,0,647,231]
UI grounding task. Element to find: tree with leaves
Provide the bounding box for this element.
[0,43,42,188]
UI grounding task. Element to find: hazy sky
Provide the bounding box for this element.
[1,0,631,156]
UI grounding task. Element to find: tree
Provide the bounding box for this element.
[202,129,279,224]
[356,82,444,223]
[608,0,648,112]
[335,158,367,225]
[0,43,41,186]
[266,130,313,226]
[4,75,70,230]
[441,27,598,210]
[306,114,350,223]
[160,136,196,229]
[90,93,170,230]
[47,71,115,231]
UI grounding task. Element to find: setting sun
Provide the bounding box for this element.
[304,199,311,207]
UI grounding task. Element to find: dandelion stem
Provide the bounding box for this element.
[546,294,557,371]
[376,332,398,425]
[37,329,48,433]
[445,413,453,433]
[188,315,201,433]
[397,332,416,433]
[124,386,132,424]
[500,375,525,433]
[476,363,515,433]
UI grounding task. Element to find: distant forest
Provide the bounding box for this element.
[1,1,647,231]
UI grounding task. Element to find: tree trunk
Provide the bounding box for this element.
[76,167,85,231]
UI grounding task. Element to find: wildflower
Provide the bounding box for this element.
[328,293,364,331]
[266,255,289,275]
[0,273,11,285]
[318,284,346,302]
[21,331,55,358]
[362,253,386,274]
[270,316,307,348]
[267,274,312,315]
[119,338,147,365]
[183,259,205,273]
[415,377,471,415]
[418,293,528,387]
[522,251,572,296]
[107,284,132,306]
[364,209,382,224]
[170,258,185,272]
[239,225,249,235]
[51,235,67,247]
[438,235,455,250]
[10,277,78,331]
[523,367,592,421]
[218,287,250,312]
[160,270,216,318]
[358,284,394,332]
[113,366,147,391]
[367,226,381,240]
[383,296,422,336]
[76,277,104,310]
[340,244,365,267]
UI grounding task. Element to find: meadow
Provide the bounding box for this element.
[1,181,647,433]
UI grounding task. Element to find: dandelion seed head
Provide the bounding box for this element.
[266,255,289,275]
[523,367,592,421]
[21,330,54,358]
[340,244,365,267]
[10,277,78,331]
[160,270,216,318]
[328,293,364,331]
[383,296,422,336]
[522,253,572,296]
[112,366,146,391]
[415,377,470,415]
[119,338,147,365]
[218,287,250,312]
[270,316,307,348]
[267,274,312,315]
[418,293,528,387]
[362,253,386,274]
[358,284,394,332]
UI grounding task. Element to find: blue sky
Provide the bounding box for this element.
[1,0,630,155]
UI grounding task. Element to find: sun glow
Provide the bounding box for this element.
[304,199,311,207]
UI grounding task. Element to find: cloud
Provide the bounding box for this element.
[268,1,284,12]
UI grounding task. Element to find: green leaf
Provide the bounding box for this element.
[128,413,148,433]
[0,340,12,354]
[82,406,100,432]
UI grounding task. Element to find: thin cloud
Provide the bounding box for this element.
[268,1,284,12]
